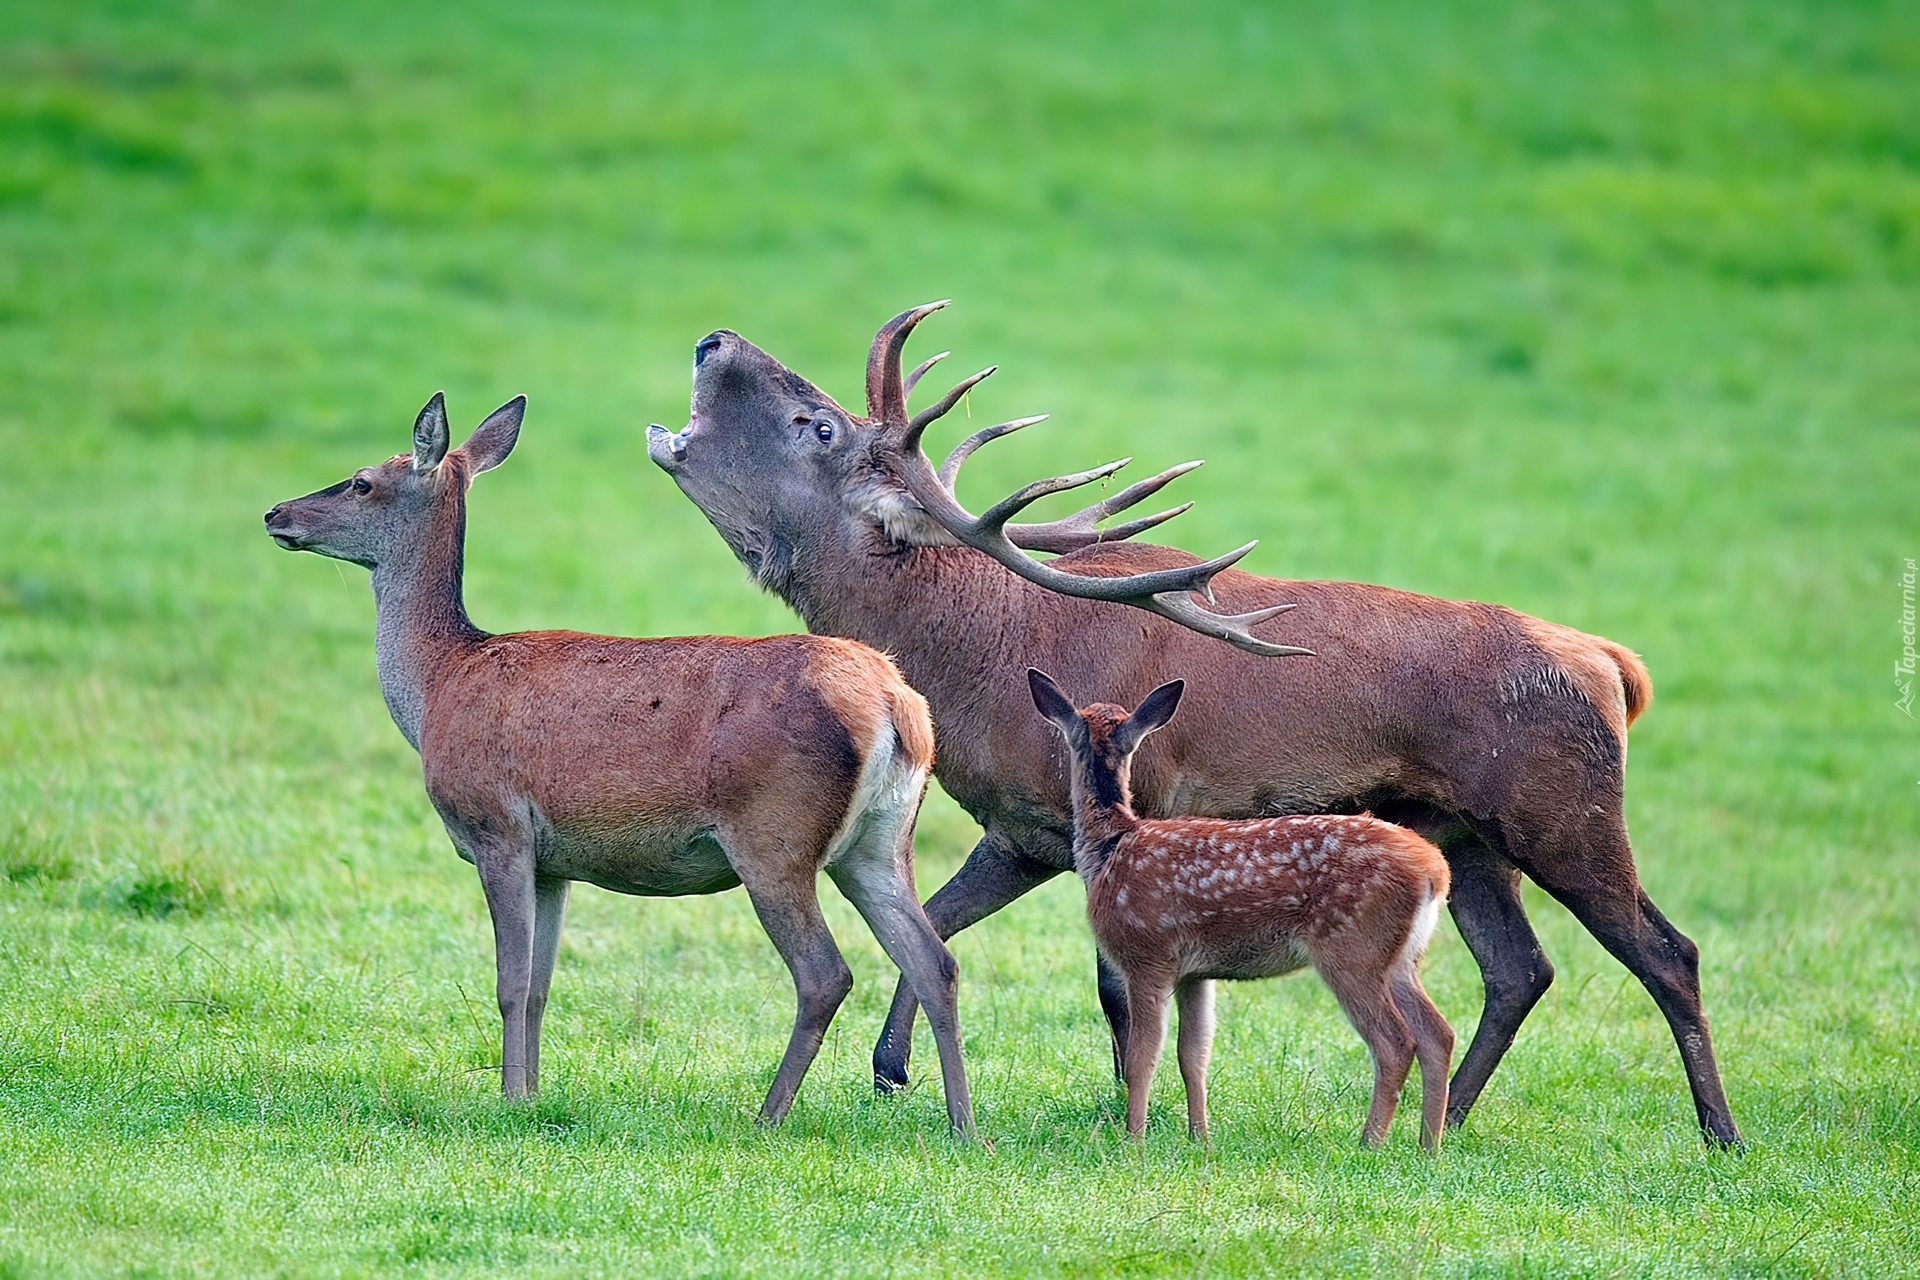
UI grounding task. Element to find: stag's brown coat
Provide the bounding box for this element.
[648,302,1739,1146]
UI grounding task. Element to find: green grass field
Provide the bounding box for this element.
[2,1,1917,1274]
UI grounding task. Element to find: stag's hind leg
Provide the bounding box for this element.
[1519,817,1740,1147]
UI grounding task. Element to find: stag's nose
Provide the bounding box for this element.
[263,505,282,526]
[694,333,726,368]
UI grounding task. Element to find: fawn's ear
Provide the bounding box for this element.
[412,391,451,472]
[460,395,525,475]
[1027,668,1081,735]
[1116,679,1184,754]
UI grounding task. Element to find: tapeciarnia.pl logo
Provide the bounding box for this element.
[1899,558,1916,718]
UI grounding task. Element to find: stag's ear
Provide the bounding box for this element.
[461,395,524,475]
[1116,680,1184,754]
[412,392,451,472]
[1027,668,1081,735]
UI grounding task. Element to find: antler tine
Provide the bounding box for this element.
[910,367,997,432]
[975,459,1133,532]
[904,351,950,398]
[937,415,1049,490]
[1149,597,1313,657]
[1009,502,1193,554]
[1007,460,1203,552]
[866,300,950,423]
[935,410,1203,552]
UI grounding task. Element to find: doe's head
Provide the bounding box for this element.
[1028,668,1184,809]
[263,392,524,569]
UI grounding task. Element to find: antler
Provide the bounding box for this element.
[870,301,1312,658]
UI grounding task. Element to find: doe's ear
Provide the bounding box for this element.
[460,395,525,475]
[412,391,451,472]
[1027,668,1081,735]
[1115,679,1184,755]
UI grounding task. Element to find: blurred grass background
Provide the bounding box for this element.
[1,1,1916,1275]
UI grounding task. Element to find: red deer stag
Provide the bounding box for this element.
[647,302,1740,1147]
[1030,670,1453,1149]
[266,392,973,1134]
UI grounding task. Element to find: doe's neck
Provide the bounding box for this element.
[368,487,485,751]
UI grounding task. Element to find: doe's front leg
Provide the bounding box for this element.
[525,875,571,1095]
[474,848,538,1099]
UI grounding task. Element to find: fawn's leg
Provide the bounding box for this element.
[1175,977,1215,1140]
[1390,972,1455,1152]
[1123,974,1172,1137]
[525,875,570,1095]
[1323,966,1416,1146]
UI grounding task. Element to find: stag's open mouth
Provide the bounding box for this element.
[269,532,302,550]
[646,423,689,471]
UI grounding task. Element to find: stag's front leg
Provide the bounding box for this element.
[1097,952,1131,1084]
[873,833,1058,1092]
[473,845,538,1099]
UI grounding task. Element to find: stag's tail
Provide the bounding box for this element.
[1601,639,1653,727]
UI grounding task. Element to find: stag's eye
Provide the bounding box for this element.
[351,476,372,495]
[814,418,834,444]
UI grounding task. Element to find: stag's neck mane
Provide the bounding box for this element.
[369,473,486,750]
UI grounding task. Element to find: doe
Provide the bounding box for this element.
[1028,669,1453,1149]
[264,393,972,1133]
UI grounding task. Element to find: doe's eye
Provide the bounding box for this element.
[351,476,372,495]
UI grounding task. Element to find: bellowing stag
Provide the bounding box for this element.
[646,302,1740,1147]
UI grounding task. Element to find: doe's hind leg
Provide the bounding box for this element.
[828,820,975,1136]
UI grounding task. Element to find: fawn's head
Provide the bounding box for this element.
[1028,669,1185,815]
[264,393,524,569]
